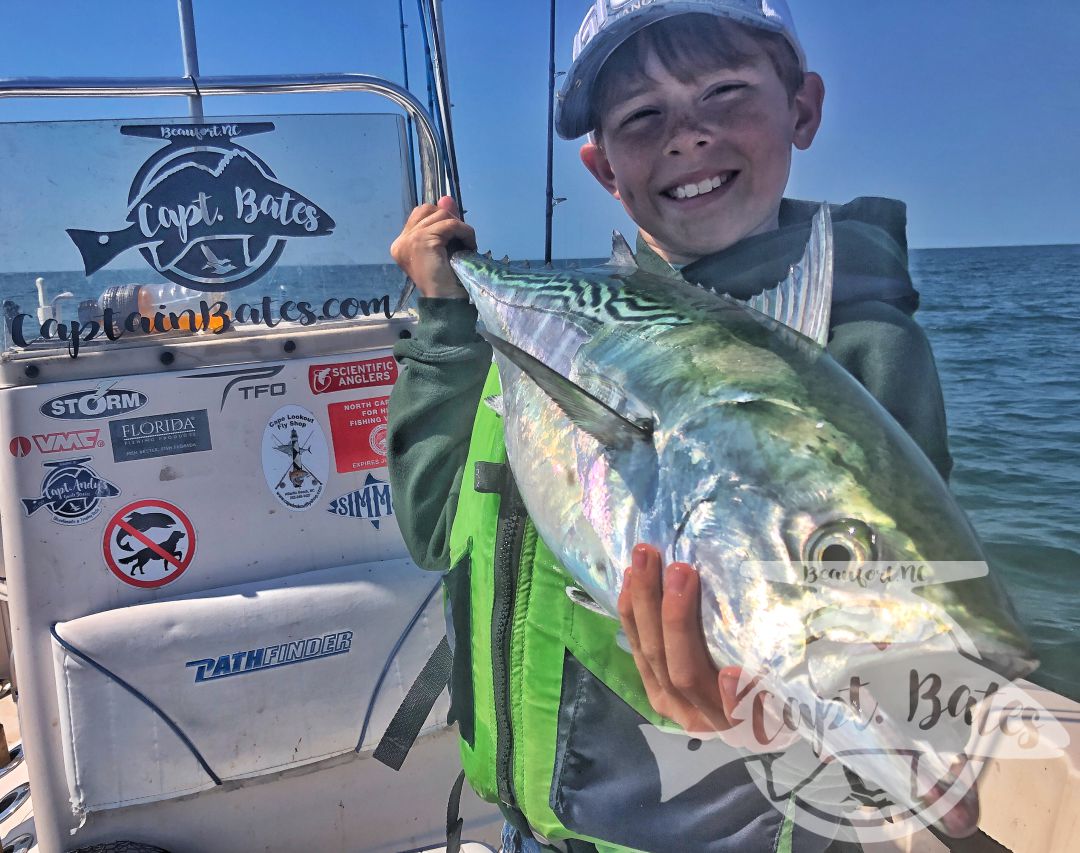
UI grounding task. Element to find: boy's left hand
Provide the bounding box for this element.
[618,544,793,751]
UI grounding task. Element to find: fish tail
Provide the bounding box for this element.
[66,224,144,276]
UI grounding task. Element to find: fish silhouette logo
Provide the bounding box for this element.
[66,122,335,292]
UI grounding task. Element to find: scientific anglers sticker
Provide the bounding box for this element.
[327,474,394,529]
[21,457,121,526]
[326,396,389,473]
[103,499,196,588]
[308,355,398,395]
[66,122,335,291]
[262,404,328,510]
[110,409,212,462]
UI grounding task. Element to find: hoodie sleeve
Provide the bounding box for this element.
[828,300,954,481]
[387,297,492,571]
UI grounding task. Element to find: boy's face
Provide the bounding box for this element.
[581,43,824,264]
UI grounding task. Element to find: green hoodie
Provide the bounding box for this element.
[388,197,952,575]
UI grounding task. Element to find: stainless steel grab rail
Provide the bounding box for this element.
[0,73,449,205]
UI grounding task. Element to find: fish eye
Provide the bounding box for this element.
[804,519,877,567]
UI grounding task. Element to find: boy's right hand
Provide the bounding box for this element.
[391,196,476,299]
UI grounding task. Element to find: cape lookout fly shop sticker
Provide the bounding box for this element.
[21,457,121,526]
[103,499,196,589]
[66,122,335,291]
[262,404,329,511]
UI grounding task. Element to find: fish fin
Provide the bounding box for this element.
[740,204,834,347]
[483,394,505,417]
[608,231,637,269]
[481,332,653,450]
[393,278,416,315]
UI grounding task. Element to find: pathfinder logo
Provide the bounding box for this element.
[65,122,336,291]
[186,630,353,683]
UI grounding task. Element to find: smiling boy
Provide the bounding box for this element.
[389,1,952,851]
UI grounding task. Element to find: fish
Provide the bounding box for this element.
[66,149,335,277]
[448,207,1039,836]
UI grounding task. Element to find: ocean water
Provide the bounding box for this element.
[912,244,1080,700]
[2,245,1078,699]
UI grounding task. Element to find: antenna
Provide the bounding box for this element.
[176,0,203,120]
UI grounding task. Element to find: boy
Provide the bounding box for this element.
[389,1,952,850]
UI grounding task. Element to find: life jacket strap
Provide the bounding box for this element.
[372,633,453,771]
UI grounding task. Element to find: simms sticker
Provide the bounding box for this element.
[41,388,148,420]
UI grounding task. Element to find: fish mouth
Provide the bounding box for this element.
[920,757,981,838]
[661,170,738,201]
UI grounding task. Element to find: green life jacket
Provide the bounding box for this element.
[445,366,821,853]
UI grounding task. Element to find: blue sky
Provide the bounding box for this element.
[1,0,1078,258]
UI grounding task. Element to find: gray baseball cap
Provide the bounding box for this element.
[555,0,806,139]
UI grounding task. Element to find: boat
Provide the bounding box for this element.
[0,3,1078,852]
[0,1,503,850]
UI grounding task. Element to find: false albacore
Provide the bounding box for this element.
[449,207,1038,836]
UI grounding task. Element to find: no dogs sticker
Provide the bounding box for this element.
[103,499,196,588]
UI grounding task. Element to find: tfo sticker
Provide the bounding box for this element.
[103,499,196,588]
[262,404,329,510]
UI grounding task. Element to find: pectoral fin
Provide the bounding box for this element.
[481,332,653,451]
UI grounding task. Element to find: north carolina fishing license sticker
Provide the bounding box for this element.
[261,404,328,510]
[102,499,196,588]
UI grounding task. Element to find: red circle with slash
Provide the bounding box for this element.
[102,499,196,589]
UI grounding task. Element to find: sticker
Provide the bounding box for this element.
[41,388,148,420]
[179,364,285,410]
[309,355,398,395]
[103,499,196,588]
[9,429,103,458]
[21,457,121,526]
[66,122,335,292]
[327,474,394,529]
[261,404,328,510]
[110,409,212,463]
[326,397,389,473]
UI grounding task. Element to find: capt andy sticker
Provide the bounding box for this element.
[22,457,121,525]
[327,397,389,474]
[262,404,328,510]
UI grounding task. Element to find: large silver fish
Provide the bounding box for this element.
[449,208,1037,836]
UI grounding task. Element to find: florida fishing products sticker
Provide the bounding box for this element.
[21,457,121,526]
[327,474,394,530]
[308,355,398,395]
[65,122,335,291]
[102,499,196,589]
[109,409,212,463]
[261,404,329,510]
[326,397,389,474]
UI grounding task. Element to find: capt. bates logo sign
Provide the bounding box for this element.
[66,123,335,291]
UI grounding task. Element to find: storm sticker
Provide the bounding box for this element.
[261,404,329,511]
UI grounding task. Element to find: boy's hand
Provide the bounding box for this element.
[617,544,795,752]
[391,196,477,299]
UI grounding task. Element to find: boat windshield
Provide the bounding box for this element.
[0,112,415,359]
